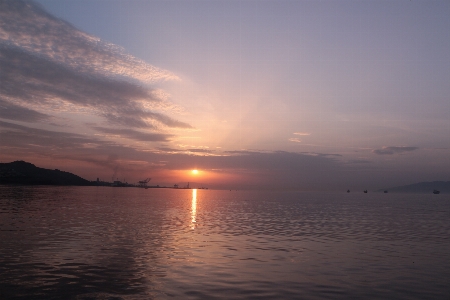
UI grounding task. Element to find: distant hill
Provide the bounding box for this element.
[379,181,450,194]
[0,161,91,186]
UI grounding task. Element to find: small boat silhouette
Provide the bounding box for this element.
[363,190,368,193]
[347,189,350,193]
[384,190,388,193]
[433,189,440,194]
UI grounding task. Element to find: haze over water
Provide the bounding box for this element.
[1,186,449,299]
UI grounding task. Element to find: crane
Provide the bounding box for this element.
[138,178,151,188]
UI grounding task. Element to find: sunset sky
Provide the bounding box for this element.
[1,0,449,190]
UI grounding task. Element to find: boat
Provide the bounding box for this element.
[363,190,368,193]
[347,189,350,193]
[384,190,388,193]
[433,189,440,194]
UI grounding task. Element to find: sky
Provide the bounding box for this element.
[1,0,449,190]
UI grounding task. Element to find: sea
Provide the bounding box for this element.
[0,186,449,300]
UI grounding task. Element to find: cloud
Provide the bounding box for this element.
[0,120,106,150]
[159,150,347,189]
[224,150,261,155]
[0,0,177,82]
[293,132,311,136]
[289,138,302,143]
[300,152,342,157]
[158,150,340,173]
[0,119,346,189]
[92,126,172,142]
[0,98,49,122]
[4,120,416,191]
[0,1,191,130]
[156,147,183,153]
[372,146,419,155]
[187,149,214,153]
[0,120,154,173]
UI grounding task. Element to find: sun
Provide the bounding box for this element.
[192,169,199,175]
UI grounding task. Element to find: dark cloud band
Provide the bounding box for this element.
[373,146,418,155]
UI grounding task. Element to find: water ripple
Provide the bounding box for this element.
[1,187,449,299]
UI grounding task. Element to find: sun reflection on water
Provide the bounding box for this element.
[191,189,197,229]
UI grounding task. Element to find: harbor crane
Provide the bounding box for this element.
[138,178,151,188]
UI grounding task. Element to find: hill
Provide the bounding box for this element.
[0,161,91,186]
[379,181,450,194]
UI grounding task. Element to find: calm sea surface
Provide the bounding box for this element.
[0,186,449,299]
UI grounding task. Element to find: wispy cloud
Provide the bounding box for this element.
[92,127,172,142]
[156,147,183,153]
[0,120,108,153]
[0,120,154,173]
[187,148,214,153]
[289,132,311,143]
[289,138,302,143]
[0,1,177,82]
[0,0,190,133]
[300,152,342,157]
[372,146,419,155]
[0,98,49,122]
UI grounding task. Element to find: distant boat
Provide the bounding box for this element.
[384,190,388,193]
[433,189,440,194]
[363,190,368,193]
[347,189,350,193]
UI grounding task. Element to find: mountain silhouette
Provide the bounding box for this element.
[0,161,91,186]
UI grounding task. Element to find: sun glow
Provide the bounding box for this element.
[192,169,199,175]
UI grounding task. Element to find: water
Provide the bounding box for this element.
[1,186,449,299]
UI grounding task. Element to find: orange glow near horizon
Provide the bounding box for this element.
[136,168,246,189]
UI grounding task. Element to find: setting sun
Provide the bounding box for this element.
[192,169,199,175]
